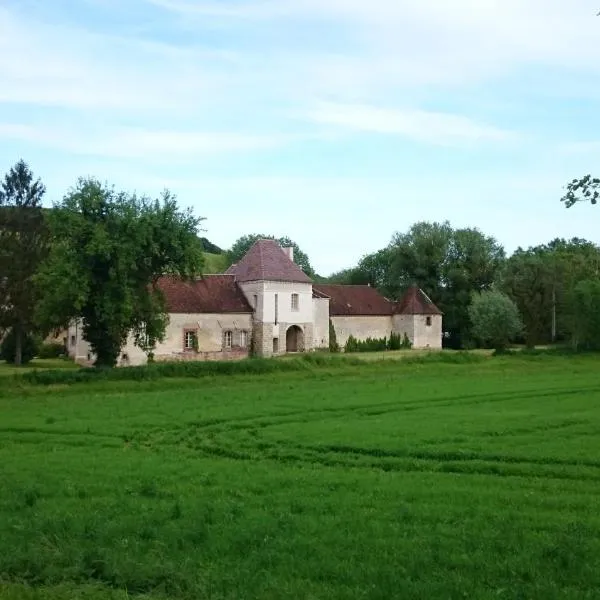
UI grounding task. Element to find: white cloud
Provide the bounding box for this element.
[0,6,232,113]
[304,103,518,146]
[0,123,286,160]
[145,0,600,83]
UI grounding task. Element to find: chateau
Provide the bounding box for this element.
[68,239,442,365]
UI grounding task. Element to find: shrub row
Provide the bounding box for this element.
[344,332,412,353]
[19,349,495,387]
[21,353,364,386]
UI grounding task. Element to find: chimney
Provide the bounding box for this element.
[282,246,294,262]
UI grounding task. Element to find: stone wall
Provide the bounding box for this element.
[154,349,248,362]
[68,312,253,367]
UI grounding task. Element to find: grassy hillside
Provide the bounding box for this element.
[202,252,229,274]
[1,354,600,598]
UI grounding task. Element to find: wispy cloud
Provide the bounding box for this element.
[304,103,518,146]
[0,123,288,161]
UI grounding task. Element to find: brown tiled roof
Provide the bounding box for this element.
[395,286,442,315]
[312,284,394,316]
[156,275,253,314]
[228,239,312,283]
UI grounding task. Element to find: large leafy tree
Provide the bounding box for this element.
[443,228,505,348]
[35,178,204,367]
[387,222,504,347]
[388,221,453,303]
[0,160,47,365]
[227,234,314,277]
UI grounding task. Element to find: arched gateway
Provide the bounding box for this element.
[286,325,304,353]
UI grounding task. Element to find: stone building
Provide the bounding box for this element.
[67,239,442,365]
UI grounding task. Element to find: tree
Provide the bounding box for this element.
[388,221,453,302]
[500,238,600,346]
[35,178,204,367]
[0,160,47,366]
[469,290,523,352]
[443,228,505,348]
[568,279,600,350]
[0,328,38,365]
[387,222,504,347]
[561,175,600,207]
[227,234,315,277]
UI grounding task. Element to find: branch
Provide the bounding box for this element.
[561,175,600,208]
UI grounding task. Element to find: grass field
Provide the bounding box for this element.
[1,353,600,599]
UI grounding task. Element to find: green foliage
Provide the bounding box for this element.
[20,354,367,386]
[0,160,48,366]
[344,332,412,353]
[469,290,523,352]
[0,328,38,364]
[37,342,65,359]
[2,357,600,598]
[561,174,600,207]
[568,279,600,350]
[227,234,314,277]
[328,319,340,353]
[500,238,600,347]
[203,252,229,273]
[199,237,222,254]
[338,222,505,349]
[35,178,204,367]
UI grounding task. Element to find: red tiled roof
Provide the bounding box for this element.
[312,284,394,316]
[156,275,253,314]
[228,239,312,283]
[395,286,442,315]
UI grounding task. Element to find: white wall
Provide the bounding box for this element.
[331,316,393,348]
[240,280,313,324]
[413,314,442,349]
[312,297,330,349]
[392,314,414,344]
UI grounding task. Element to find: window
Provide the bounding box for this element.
[223,330,233,349]
[274,293,279,324]
[70,335,76,347]
[239,330,248,347]
[184,330,197,351]
[253,294,258,310]
[426,316,432,327]
[291,293,299,311]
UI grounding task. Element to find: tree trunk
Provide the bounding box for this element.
[14,326,22,367]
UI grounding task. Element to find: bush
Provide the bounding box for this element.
[469,290,523,352]
[37,342,66,359]
[344,333,412,353]
[0,329,39,365]
[329,320,340,353]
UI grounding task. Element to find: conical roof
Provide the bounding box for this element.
[395,286,442,315]
[228,239,312,283]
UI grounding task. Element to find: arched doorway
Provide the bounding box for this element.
[286,325,304,353]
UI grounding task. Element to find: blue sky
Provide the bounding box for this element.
[1,0,599,274]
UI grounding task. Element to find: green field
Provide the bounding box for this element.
[1,354,600,599]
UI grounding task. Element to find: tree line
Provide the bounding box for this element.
[0,160,598,366]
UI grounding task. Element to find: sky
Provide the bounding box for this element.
[1,0,599,275]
